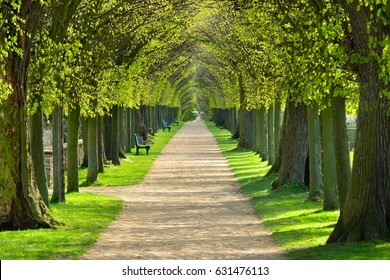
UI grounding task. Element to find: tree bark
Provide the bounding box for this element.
[328,2,390,242]
[51,105,65,203]
[118,106,126,159]
[274,101,282,160]
[267,102,286,175]
[331,95,350,211]
[322,104,339,210]
[268,105,275,165]
[111,105,120,165]
[87,117,98,184]
[259,107,268,161]
[307,104,323,201]
[66,104,80,193]
[104,114,112,160]
[97,116,105,173]
[272,101,308,189]
[135,105,149,140]
[30,105,49,206]
[80,117,88,167]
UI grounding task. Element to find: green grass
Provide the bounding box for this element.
[0,193,123,259]
[207,122,390,260]
[79,122,183,187]
[0,123,183,260]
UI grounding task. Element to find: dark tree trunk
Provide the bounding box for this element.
[104,114,112,160]
[331,95,350,211]
[87,117,98,184]
[322,104,339,210]
[267,102,287,175]
[111,105,120,165]
[97,116,105,173]
[51,105,65,203]
[30,105,49,206]
[272,101,309,189]
[0,0,60,230]
[135,105,148,140]
[80,117,88,167]
[328,2,390,242]
[307,104,323,201]
[66,104,80,193]
[118,107,126,159]
[268,105,275,165]
[274,101,282,163]
[259,107,268,161]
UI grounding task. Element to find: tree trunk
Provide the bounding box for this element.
[135,105,148,140]
[259,107,268,161]
[130,108,136,149]
[30,105,49,206]
[118,106,126,159]
[331,95,350,211]
[111,105,120,165]
[268,105,275,165]
[80,117,88,167]
[274,100,282,161]
[104,114,112,160]
[328,2,390,242]
[51,105,65,203]
[272,101,308,189]
[67,104,80,193]
[97,116,105,173]
[307,104,323,201]
[322,104,339,210]
[87,117,98,184]
[0,0,60,230]
[267,102,286,175]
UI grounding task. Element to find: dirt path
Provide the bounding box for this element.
[81,122,286,260]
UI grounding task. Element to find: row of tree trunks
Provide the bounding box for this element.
[212,104,280,163]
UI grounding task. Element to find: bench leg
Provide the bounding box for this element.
[146,147,150,155]
[136,147,139,155]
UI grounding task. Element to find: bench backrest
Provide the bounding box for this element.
[134,133,143,145]
[162,120,168,126]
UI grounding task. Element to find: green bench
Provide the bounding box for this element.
[162,120,171,132]
[134,133,150,155]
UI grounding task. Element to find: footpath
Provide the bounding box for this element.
[81,122,286,259]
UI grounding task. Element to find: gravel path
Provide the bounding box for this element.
[81,122,286,260]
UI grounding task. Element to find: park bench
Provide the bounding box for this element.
[172,118,179,125]
[133,133,150,155]
[162,120,171,132]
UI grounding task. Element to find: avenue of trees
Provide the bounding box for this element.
[1,0,389,245]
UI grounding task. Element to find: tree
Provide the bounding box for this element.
[328,1,390,242]
[0,0,61,229]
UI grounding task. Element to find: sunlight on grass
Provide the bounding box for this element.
[207,122,390,260]
[0,193,123,260]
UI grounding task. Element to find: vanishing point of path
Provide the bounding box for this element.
[81,122,286,260]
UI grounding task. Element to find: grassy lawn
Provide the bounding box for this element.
[0,123,183,260]
[207,122,390,260]
[79,122,183,186]
[0,193,123,260]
